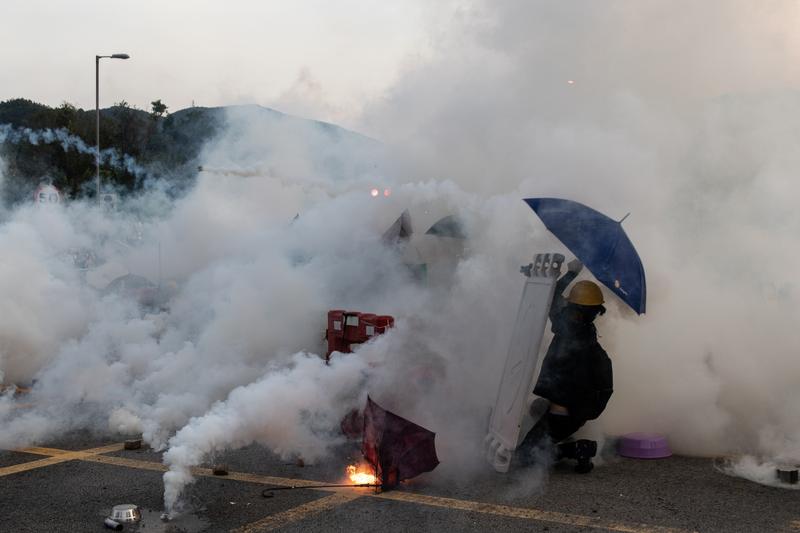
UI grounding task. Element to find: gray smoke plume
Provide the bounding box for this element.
[163,350,372,512]
[0,124,146,177]
[359,0,800,478]
[2,1,800,516]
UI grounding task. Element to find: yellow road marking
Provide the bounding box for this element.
[86,443,126,454]
[79,455,361,533]
[5,445,694,533]
[18,446,75,456]
[230,491,361,533]
[82,454,331,489]
[375,491,695,533]
[0,443,124,478]
[84,453,169,473]
[20,443,125,457]
[78,453,692,533]
[193,467,330,489]
[0,456,80,477]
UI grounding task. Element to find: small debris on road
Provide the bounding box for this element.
[124,439,142,450]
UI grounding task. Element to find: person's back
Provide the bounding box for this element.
[535,299,612,423]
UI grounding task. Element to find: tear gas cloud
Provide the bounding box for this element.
[357,0,800,475]
[1,0,800,511]
[0,150,517,512]
[0,124,147,179]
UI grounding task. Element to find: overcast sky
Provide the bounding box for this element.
[5,1,800,132]
[0,1,448,126]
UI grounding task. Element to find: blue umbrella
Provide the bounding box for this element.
[524,197,646,314]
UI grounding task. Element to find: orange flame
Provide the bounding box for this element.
[346,464,377,485]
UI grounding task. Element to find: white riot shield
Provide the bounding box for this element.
[485,253,563,472]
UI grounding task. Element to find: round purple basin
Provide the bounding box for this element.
[618,433,672,459]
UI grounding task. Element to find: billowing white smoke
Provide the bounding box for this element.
[163,351,371,512]
[0,127,531,512]
[359,0,800,477]
[723,456,800,491]
[2,0,800,511]
[0,155,6,223]
[153,162,527,510]
[0,205,92,386]
[0,124,146,177]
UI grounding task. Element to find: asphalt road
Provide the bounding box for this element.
[1,430,797,533]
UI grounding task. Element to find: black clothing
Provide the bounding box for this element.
[516,271,614,469]
[515,412,591,467]
[523,412,585,446]
[532,271,613,421]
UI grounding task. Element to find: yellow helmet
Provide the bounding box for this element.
[567,280,604,306]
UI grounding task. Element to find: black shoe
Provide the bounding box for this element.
[575,459,594,474]
[556,440,577,460]
[574,439,597,460]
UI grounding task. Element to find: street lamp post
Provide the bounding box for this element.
[96,53,130,199]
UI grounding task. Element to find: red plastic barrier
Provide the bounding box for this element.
[325,309,394,361]
[374,315,394,335]
[360,313,377,339]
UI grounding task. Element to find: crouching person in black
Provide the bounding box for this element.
[517,259,613,473]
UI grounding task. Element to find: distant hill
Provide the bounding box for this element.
[0,99,382,206]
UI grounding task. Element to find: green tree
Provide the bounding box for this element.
[54,101,78,129]
[150,99,168,118]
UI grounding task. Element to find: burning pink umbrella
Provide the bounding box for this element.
[361,396,439,489]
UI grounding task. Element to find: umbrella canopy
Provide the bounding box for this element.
[103,273,155,294]
[524,197,646,314]
[425,215,466,239]
[381,209,413,245]
[362,396,439,489]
